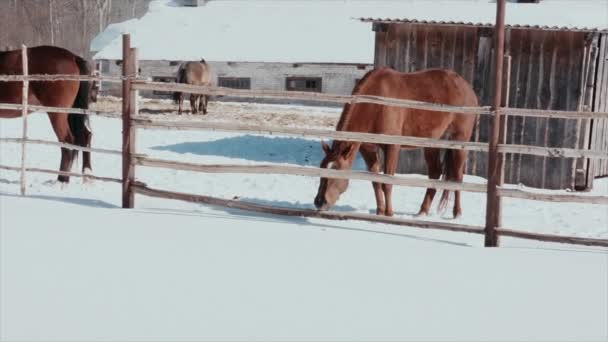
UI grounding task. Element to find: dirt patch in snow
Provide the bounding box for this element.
[91,96,341,129]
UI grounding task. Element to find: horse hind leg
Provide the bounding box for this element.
[417,148,442,217]
[48,113,76,183]
[190,94,198,114]
[449,148,467,219]
[200,95,208,115]
[82,124,93,183]
[382,144,400,217]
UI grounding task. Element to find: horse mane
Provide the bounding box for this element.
[335,68,383,132]
[330,68,385,155]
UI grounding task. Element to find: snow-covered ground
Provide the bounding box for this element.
[1,103,607,341]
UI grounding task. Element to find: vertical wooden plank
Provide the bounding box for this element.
[428,27,442,69]
[540,31,558,188]
[401,24,411,72]
[506,29,524,184]
[519,30,542,188]
[122,34,134,208]
[472,29,493,178]
[20,45,28,196]
[374,26,388,68]
[592,35,608,178]
[514,30,533,185]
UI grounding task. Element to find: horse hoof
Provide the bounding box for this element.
[83,168,93,184]
[415,210,428,218]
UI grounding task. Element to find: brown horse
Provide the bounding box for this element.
[173,59,211,115]
[314,67,478,218]
[0,46,93,183]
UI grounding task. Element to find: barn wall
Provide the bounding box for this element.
[590,34,608,181]
[0,0,151,60]
[98,59,373,105]
[375,23,599,189]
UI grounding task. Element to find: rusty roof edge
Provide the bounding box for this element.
[358,18,608,33]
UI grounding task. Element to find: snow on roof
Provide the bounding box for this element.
[92,0,377,63]
[360,0,608,33]
[90,19,139,53]
[92,0,608,63]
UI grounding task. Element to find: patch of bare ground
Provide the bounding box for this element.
[91,96,340,129]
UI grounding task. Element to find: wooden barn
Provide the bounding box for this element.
[362,1,608,190]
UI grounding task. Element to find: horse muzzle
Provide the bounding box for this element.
[314,195,329,211]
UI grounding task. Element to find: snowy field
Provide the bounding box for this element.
[1,102,607,341]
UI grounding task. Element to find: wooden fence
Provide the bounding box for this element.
[1,32,608,248]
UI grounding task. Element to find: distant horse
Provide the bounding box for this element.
[173,59,211,115]
[314,67,478,218]
[0,46,93,183]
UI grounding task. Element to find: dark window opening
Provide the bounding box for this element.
[218,77,251,89]
[286,77,322,92]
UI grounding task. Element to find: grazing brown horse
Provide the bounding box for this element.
[0,46,93,183]
[314,67,478,218]
[173,59,211,115]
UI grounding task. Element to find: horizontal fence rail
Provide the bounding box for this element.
[135,156,488,193]
[0,164,122,183]
[0,103,121,118]
[133,118,490,152]
[132,80,491,115]
[498,143,608,160]
[133,183,486,234]
[496,228,608,247]
[0,137,135,157]
[134,118,608,160]
[502,107,608,120]
[0,74,134,83]
[498,187,608,205]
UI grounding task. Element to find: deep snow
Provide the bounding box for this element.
[1,106,607,341]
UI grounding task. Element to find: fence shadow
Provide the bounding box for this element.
[0,192,119,209]
[138,205,472,248]
[150,135,367,169]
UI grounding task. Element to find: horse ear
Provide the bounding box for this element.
[341,143,355,158]
[321,141,330,155]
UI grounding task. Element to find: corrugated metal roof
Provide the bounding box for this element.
[359,18,608,33]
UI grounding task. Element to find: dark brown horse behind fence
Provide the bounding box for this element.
[173,59,211,115]
[314,67,479,219]
[0,46,93,183]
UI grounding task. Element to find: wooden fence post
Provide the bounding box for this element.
[20,45,29,195]
[122,34,134,208]
[484,0,506,247]
[129,47,139,204]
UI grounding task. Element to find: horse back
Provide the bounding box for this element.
[179,61,211,85]
[342,67,479,138]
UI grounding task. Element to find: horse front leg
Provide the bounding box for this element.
[360,144,385,215]
[382,144,400,217]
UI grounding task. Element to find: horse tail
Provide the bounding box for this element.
[173,65,186,104]
[70,56,92,164]
[437,148,454,213]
